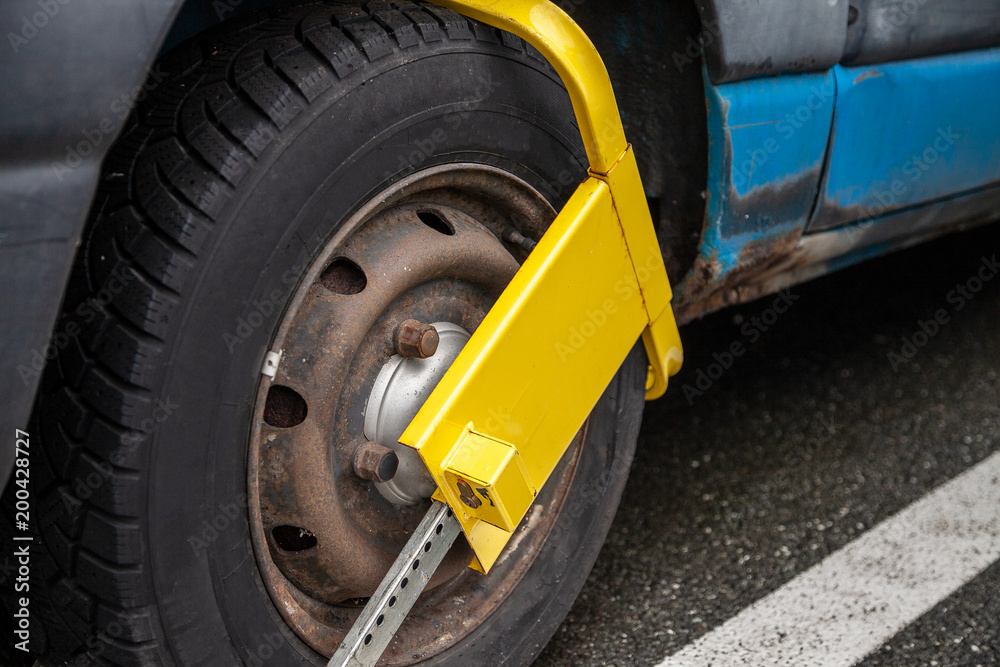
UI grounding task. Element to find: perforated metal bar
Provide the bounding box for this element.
[327,502,462,667]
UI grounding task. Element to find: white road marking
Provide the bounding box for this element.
[657,450,1000,667]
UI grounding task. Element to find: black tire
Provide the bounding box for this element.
[2,3,647,665]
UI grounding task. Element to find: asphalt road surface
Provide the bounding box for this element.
[536,221,1000,667]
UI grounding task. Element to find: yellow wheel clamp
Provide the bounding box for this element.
[329,2,683,664]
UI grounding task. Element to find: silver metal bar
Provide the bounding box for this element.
[327,501,462,667]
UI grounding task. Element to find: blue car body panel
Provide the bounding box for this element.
[675,70,836,306]
[811,48,1000,231]
[676,47,1000,313]
[702,71,834,266]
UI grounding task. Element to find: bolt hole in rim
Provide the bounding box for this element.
[263,385,308,428]
[247,165,589,662]
[321,257,367,295]
[272,525,318,552]
[417,209,455,235]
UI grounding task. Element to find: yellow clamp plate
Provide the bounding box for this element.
[405,0,684,572]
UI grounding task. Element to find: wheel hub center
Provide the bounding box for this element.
[364,322,470,505]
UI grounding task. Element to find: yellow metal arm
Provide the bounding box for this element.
[433,0,626,174]
[402,0,683,572]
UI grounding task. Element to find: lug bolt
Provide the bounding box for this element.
[395,319,439,358]
[353,442,399,483]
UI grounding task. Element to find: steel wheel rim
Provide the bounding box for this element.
[247,164,587,661]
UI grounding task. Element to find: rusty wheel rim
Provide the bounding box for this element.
[247,165,587,662]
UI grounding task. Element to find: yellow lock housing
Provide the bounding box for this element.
[442,429,537,532]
